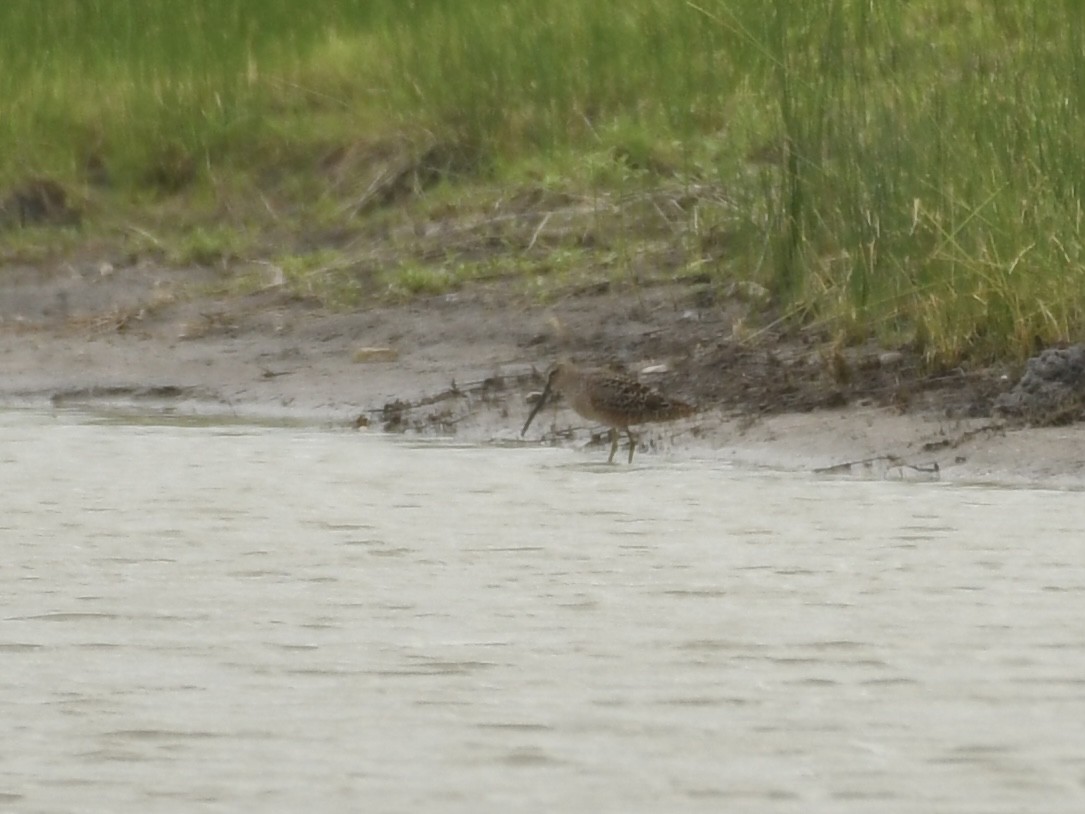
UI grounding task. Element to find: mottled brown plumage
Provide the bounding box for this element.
[521,360,694,463]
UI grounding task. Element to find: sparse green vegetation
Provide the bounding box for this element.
[168,225,251,268]
[2,1,1085,365]
[275,248,367,307]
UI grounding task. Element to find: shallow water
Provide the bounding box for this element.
[3,408,1085,813]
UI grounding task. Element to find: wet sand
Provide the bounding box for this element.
[3,256,1083,487]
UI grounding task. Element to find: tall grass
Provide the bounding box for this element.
[376,3,747,150]
[0,1,753,182]
[2,0,1085,364]
[0,0,387,185]
[751,0,1085,362]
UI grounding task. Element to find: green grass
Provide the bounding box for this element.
[2,1,1085,365]
[752,0,1085,363]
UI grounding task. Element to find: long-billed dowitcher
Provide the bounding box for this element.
[520,360,694,463]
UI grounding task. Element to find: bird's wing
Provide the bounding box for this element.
[591,374,691,420]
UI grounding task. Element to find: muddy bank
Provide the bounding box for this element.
[3,256,1084,487]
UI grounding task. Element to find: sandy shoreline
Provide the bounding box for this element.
[3,258,1084,488]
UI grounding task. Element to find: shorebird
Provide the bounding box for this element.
[520,360,694,463]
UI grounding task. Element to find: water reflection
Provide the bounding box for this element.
[2,407,1084,812]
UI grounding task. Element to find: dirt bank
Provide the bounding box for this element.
[3,254,1083,487]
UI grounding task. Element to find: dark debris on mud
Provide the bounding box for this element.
[365,327,1018,439]
[367,374,521,434]
[994,344,1085,426]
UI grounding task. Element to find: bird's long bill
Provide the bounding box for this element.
[520,378,553,436]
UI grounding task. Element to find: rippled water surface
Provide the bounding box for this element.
[3,408,1085,813]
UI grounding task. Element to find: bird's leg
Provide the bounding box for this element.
[607,427,619,464]
[625,428,638,464]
